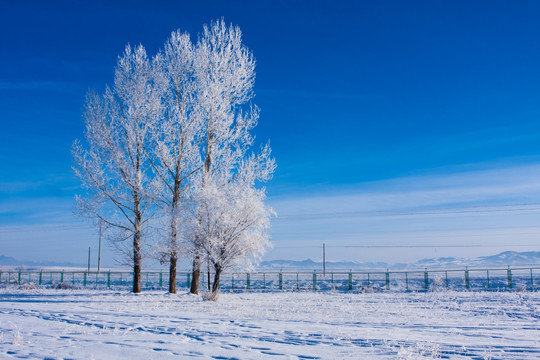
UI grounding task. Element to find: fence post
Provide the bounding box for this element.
[187,272,190,288]
[8,267,525,293]
[531,268,534,288]
[120,272,123,286]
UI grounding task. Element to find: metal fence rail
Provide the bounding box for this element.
[1,266,538,292]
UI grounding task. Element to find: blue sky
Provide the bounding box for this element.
[2,1,540,268]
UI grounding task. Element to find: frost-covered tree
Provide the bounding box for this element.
[72,45,161,293]
[185,19,276,295]
[150,31,203,294]
[73,20,274,296]
[188,19,266,294]
[194,178,273,301]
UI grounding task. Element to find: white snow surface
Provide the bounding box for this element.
[1,289,539,359]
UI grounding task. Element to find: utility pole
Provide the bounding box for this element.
[88,247,91,272]
[97,220,102,274]
[323,243,326,276]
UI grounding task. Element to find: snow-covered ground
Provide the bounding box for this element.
[0,289,539,359]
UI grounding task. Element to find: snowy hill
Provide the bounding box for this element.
[411,251,540,269]
[260,251,540,271]
[2,251,540,271]
[259,258,388,271]
[0,255,22,266]
[0,255,84,269]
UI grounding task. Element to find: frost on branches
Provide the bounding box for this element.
[72,19,275,299]
[72,45,162,293]
[193,179,273,301]
[188,133,275,299]
[149,30,202,294]
[189,19,270,295]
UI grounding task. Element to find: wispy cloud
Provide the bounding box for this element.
[0,181,42,194]
[0,175,79,197]
[267,163,540,263]
[0,196,76,225]
[272,163,540,212]
[3,163,540,266]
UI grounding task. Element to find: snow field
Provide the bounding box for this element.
[0,289,539,359]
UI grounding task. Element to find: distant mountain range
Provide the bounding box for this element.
[2,251,540,271]
[412,251,540,269]
[0,255,84,269]
[259,251,540,271]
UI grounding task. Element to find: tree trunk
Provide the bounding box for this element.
[133,230,142,293]
[169,211,179,294]
[190,255,200,294]
[169,251,177,294]
[207,257,211,291]
[169,172,182,294]
[210,266,221,301]
[133,192,142,293]
[191,122,213,296]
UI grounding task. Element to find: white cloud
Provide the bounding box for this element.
[267,163,540,263]
[3,163,540,266]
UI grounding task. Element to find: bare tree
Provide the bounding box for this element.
[73,45,160,293]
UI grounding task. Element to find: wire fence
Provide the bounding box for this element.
[1,266,539,292]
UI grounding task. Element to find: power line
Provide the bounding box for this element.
[270,244,540,249]
[342,244,540,248]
